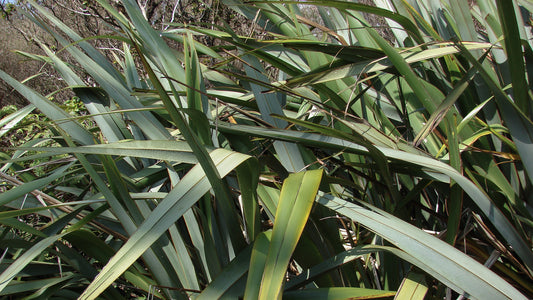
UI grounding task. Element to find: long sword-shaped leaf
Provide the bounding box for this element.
[0,237,67,293]
[413,65,478,146]
[79,149,251,299]
[259,169,323,299]
[495,0,530,115]
[244,58,306,172]
[285,245,378,290]
[0,105,35,139]
[0,163,73,207]
[0,276,77,297]
[20,140,197,164]
[237,159,262,242]
[0,207,91,293]
[184,33,212,144]
[59,135,184,298]
[251,0,422,42]
[120,0,186,85]
[197,244,254,299]
[243,231,272,300]
[0,70,94,145]
[38,43,129,142]
[394,271,428,300]
[283,42,491,87]
[217,122,533,271]
[317,194,527,299]
[458,44,533,229]
[134,35,247,254]
[25,1,171,140]
[283,287,396,299]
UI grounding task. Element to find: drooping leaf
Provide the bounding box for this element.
[316,194,527,299]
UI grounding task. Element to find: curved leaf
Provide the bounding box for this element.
[79,149,252,299]
[316,194,527,299]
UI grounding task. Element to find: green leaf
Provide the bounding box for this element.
[285,245,379,290]
[0,70,94,145]
[1,277,73,297]
[283,287,396,300]
[413,65,478,147]
[14,140,197,165]
[316,194,527,299]
[0,218,47,238]
[0,200,102,220]
[79,149,251,299]
[259,169,323,299]
[0,105,35,139]
[134,36,246,255]
[495,0,530,114]
[184,33,212,145]
[237,158,262,242]
[242,54,306,172]
[59,135,183,296]
[243,231,272,300]
[251,0,423,42]
[283,42,491,87]
[0,163,74,207]
[25,0,171,141]
[0,233,67,293]
[394,271,428,300]
[217,122,533,272]
[197,244,253,299]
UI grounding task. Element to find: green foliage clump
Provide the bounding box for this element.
[1,0,532,299]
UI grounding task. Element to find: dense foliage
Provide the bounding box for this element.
[1,0,533,299]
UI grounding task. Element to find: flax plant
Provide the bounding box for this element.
[0,0,532,299]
